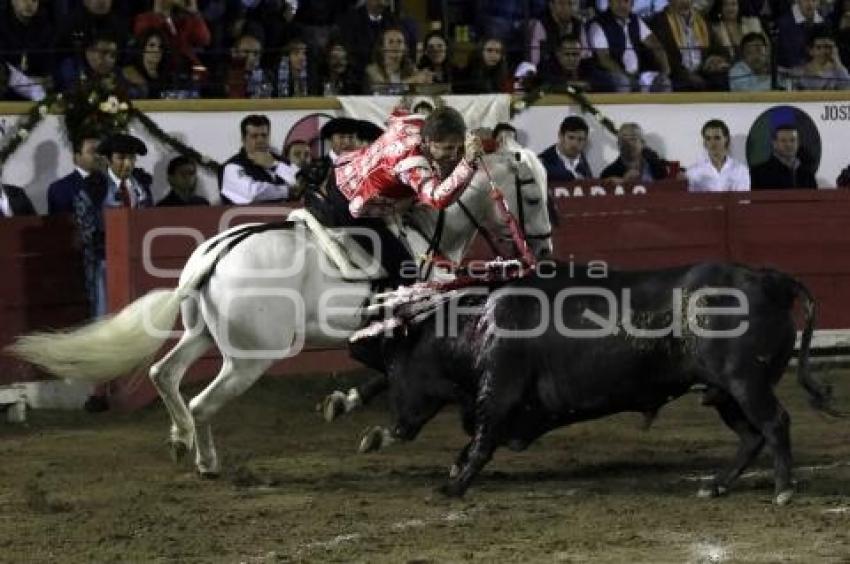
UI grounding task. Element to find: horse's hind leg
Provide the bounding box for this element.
[188,357,273,477]
[149,301,212,462]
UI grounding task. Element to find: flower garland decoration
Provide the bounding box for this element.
[131,109,219,172]
[0,80,221,174]
[62,79,134,141]
[0,93,61,166]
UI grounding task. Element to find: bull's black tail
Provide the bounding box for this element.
[766,271,844,417]
[793,280,830,411]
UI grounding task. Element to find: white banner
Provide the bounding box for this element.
[337,94,512,130]
[1,96,847,214]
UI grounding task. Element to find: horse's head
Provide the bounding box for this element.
[469,138,554,260]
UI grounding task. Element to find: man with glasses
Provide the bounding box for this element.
[601,122,670,183]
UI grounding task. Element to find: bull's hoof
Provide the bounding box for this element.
[169,440,191,463]
[774,489,794,506]
[506,439,530,452]
[700,387,723,407]
[448,464,461,479]
[322,391,347,423]
[639,410,658,430]
[358,426,384,453]
[437,481,466,498]
[696,484,727,498]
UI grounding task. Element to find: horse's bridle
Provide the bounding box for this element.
[458,155,552,256]
[512,167,553,243]
[402,155,551,280]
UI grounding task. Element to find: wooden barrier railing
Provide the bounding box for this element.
[3,189,850,409]
[0,215,88,384]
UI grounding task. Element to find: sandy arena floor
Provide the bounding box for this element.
[1,369,849,563]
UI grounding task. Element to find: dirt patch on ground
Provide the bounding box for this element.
[1,370,849,563]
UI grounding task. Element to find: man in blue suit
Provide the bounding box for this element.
[76,132,152,413]
[538,116,593,183]
[73,132,153,321]
[47,132,101,215]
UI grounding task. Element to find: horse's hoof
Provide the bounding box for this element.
[169,440,190,463]
[448,464,461,479]
[198,469,220,480]
[696,484,727,498]
[358,426,384,453]
[437,481,466,498]
[774,489,794,506]
[322,392,347,423]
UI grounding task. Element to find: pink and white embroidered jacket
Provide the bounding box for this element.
[334,112,477,218]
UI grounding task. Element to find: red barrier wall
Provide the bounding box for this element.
[0,216,88,384]
[3,190,850,409]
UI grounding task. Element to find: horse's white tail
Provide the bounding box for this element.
[6,226,246,383]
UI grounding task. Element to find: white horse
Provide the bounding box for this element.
[9,141,553,477]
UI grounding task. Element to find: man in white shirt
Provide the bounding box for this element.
[220,114,302,204]
[687,119,750,192]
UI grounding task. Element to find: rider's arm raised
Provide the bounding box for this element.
[395,156,477,210]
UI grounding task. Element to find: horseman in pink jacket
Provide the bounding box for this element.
[317,106,483,287]
[336,106,483,217]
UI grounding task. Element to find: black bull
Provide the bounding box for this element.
[349,262,839,504]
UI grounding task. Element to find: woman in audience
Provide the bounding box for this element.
[364,26,432,95]
[708,0,766,59]
[122,29,168,99]
[277,37,319,97]
[317,40,362,95]
[417,31,454,86]
[790,25,850,89]
[456,37,512,93]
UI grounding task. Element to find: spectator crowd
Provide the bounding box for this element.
[1,0,848,101]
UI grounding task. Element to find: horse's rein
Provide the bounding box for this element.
[476,155,537,270]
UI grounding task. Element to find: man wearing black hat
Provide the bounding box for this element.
[356,119,384,147]
[74,131,152,413]
[322,117,361,164]
[72,132,152,318]
[220,114,301,204]
[299,117,361,224]
[96,132,154,209]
